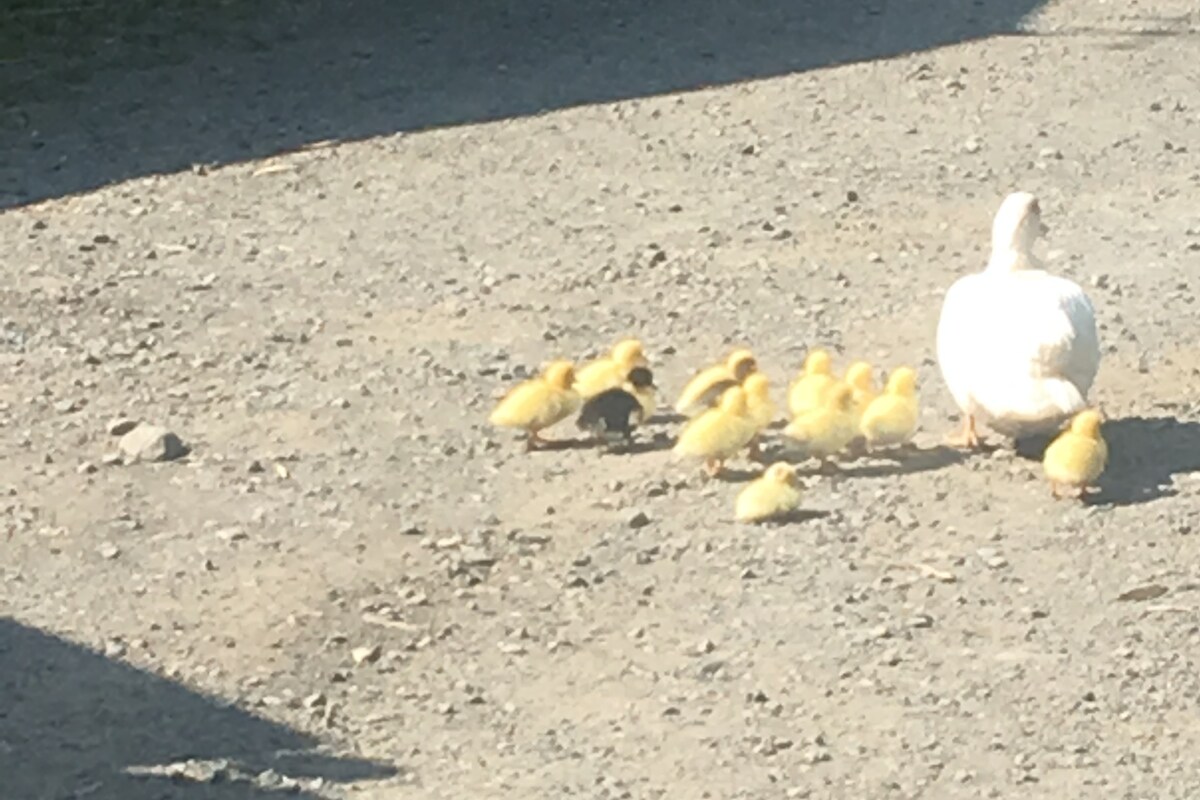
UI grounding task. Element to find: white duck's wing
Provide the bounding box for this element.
[974,272,1100,430]
[999,272,1099,390]
[1030,273,1100,394]
[935,273,986,416]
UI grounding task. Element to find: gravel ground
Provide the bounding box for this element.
[3,1,1200,798]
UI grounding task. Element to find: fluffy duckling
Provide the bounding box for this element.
[674,348,758,417]
[673,385,757,477]
[844,361,878,423]
[1043,409,1107,499]
[742,372,776,457]
[784,383,858,468]
[574,339,648,398]
[743,373,777,431]
[860,367,919,449]
[787,349,838,417]
[489,360,580,450]
[576,367,657,446]
[735,462,803,523]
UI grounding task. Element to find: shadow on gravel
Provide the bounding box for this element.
[604,434,677,456]
[1093,416,1200,507]
[740,508,831,526]
[1,0,1047,207]
[531,437,599,452]
[841,445,967,479]
[712,466,763,483]
[761,443,964,478]
[0,618,397,800]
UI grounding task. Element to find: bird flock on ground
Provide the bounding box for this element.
[488,190,1110,522]
[490,337,925,522]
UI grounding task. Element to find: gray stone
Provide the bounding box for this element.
[107,418,139,436]
[118,424,188,462]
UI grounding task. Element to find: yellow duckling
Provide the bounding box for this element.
[574,339,648,398]
[860,367,919,449]
[743,373,776,432]
[1043,409,1108,499]
[735,462,803,523]
[674,348,758,417]
[673,385,757,477]
[489,360,580,450]
[784,383,858,468]
[742,372,776,457]
[787,349,838,417]
[844,361,878,423]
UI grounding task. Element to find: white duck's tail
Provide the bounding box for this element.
[984,377,1086,437]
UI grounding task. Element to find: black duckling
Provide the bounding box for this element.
[576,366,657,446]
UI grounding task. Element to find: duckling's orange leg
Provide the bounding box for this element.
[704,459,723,478]
[526,430,547,451]
[945,415,981,450]
[1050,481,1086,501]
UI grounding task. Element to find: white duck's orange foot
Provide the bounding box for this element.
[945,416,981,450]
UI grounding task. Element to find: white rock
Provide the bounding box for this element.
[351,645,382,665]
[118,424,188,462]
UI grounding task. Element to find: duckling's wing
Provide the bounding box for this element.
[489,380,548,427]
[1043,432,1101,483]
[578,389,640,432]
[750,395,778,430]
[576,393,605,430]
[783,409,822,443]
[675,407,749,456]
[861,396,917,445]
[735,480,768,520]
[574,358,619,397]
[675,366,734,415]
[695,378,739,409]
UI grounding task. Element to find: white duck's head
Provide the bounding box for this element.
[987,191,1048,272]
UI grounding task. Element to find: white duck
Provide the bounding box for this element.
[936,191,1100,447]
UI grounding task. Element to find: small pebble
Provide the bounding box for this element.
[351,645,382,665]
[628,511,651,529]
